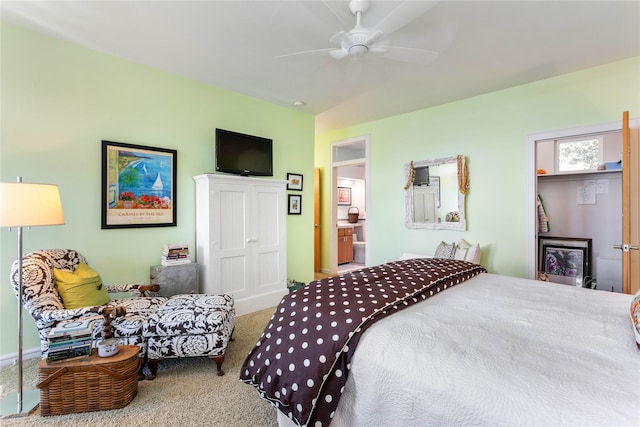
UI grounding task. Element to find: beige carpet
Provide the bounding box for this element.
[0,307,278,426]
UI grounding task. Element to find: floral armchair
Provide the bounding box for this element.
[9,249,168,360]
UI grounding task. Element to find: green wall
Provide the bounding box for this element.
[0,24,315,358]
[316,56,640,277]
[2,21,639,361]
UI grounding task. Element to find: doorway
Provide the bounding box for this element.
[330,136,370,275]
[526,117,639,294]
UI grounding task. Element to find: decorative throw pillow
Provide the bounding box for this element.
[631,290,640,348]
[434,241,456,259]
[467,243,481,264]
[454,239,482,264]
[54,262,110,309]
[454,242,470,261]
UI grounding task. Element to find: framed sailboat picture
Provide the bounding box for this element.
[101,140,177,229]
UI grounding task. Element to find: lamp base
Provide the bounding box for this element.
[0,389,39,418]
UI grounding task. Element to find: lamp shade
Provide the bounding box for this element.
[0,182,65,227]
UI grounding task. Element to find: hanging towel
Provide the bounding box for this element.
[537,193,550,233]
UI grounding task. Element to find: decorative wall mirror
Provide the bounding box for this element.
[404,155,468,230]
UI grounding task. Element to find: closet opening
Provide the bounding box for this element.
[527,122,624,292]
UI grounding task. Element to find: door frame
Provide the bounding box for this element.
[622,112,640,294]
[314,168,321,272]
[525,118,640,280]
[329,135,370,275]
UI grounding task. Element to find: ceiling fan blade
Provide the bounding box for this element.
[369,37,391,53]
[329,30,347,45]
[372,1,440,37]
[379,46,439,65]
[364,29,383,46]
[296,1,351,33]
[321,0,353,30]
[275,48,335,60]
[329,48,349,60]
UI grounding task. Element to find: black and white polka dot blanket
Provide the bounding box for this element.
[240,258,487,426]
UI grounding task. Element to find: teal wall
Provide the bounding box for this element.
[0,24,315,358]
[316,56,640,277]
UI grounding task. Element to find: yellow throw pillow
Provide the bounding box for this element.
[54,262,110,309]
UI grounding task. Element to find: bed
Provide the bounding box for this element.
[240,258,640,427]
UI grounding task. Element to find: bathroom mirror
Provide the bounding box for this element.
[404,155,467,230]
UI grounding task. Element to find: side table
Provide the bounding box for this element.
[150,263,199,296]
[37,345,140,416]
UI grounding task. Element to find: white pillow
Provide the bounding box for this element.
[454,246,469,261]
[455,239,481,264]
[467,244,481,264]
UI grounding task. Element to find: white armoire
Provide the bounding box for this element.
[193,174,287,315]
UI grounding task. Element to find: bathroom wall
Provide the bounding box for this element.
[337,165,366,221]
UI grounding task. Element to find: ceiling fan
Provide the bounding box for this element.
[277,0,441,65]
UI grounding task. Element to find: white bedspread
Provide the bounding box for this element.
[278,273,640,426]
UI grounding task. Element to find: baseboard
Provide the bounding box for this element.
[0,347,41,367]
[234,289,287,317]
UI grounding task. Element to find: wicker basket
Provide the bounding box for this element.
[37,345,140,416]
[348,207,359,223]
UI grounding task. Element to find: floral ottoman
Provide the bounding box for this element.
[142,294,235,379]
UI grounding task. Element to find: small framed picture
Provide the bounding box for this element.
[288,194,302,215]
[337,187,351,206]
[287,173,303,191]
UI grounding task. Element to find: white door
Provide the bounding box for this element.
[413,186,438,223]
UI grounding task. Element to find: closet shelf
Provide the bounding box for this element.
[537,169,621,179]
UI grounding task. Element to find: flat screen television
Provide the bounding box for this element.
[215,128,273,176]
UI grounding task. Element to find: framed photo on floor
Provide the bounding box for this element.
[102,140,177,229]
[538,236,591,286]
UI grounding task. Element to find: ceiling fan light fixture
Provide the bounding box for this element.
[349,44,368,56]
[342,30,371,57]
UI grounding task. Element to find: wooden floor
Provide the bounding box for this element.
[315,262,366,281]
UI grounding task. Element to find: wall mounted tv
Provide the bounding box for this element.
[215,128,273,176]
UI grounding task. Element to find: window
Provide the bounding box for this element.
[557,138,600,172]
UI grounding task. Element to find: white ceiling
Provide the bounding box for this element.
[2,1,639,133]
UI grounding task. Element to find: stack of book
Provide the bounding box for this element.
[161,243,191,266]
[47,318,94,363]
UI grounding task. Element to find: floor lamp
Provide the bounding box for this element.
[0,177,64,417]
